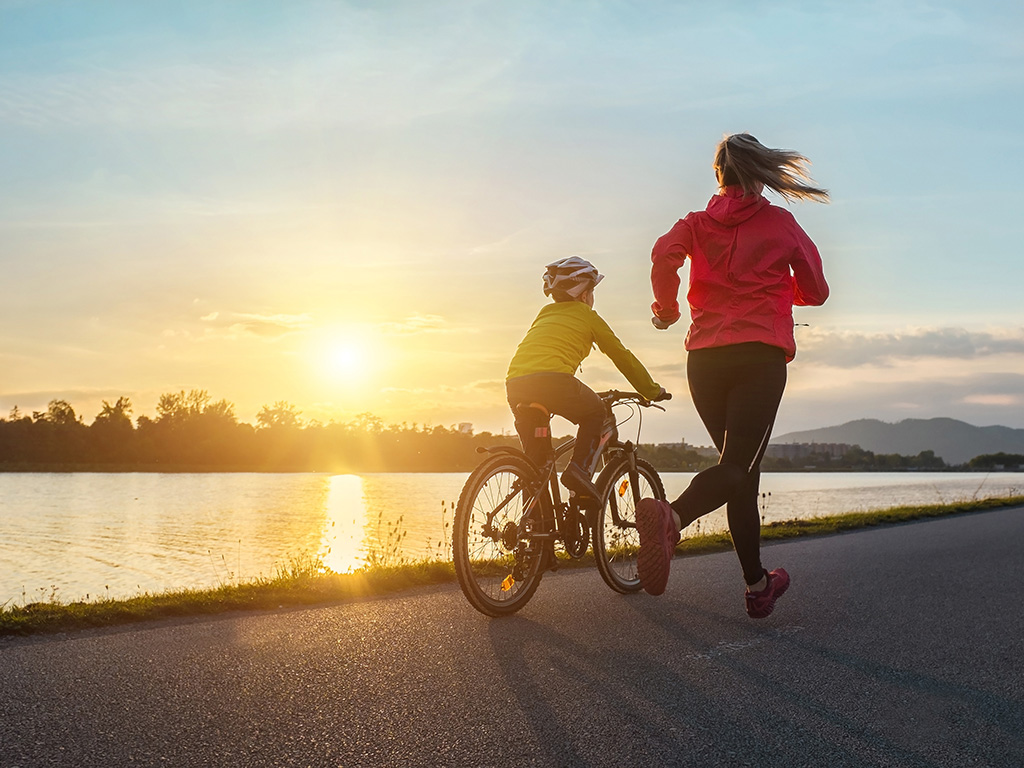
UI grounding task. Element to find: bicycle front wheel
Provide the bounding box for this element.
[593,456,666,593]
[453,453,549,616]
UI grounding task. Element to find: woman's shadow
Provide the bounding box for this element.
[482,593,770,766]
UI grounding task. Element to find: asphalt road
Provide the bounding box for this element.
[2,506,1024,768]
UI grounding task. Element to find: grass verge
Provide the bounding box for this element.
[3,495,1022,637]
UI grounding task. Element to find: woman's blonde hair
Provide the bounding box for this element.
[714,133,829,203]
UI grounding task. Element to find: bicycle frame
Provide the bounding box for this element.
[454,389,669,614]
[481,390,659,552]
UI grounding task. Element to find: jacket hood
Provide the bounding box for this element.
[705,185,770,226]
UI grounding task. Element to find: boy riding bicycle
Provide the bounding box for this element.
[506,256,668,506]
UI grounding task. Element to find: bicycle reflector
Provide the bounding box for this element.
[618,479,630,497]
[501,575,515,592]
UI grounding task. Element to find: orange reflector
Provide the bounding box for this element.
[618,479,630,497]
[501,575,515,592]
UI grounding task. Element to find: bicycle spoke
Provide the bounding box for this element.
[594,457,665,593]
[454,454,548,615]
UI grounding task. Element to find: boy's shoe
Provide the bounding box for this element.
[636,498,680,596]
[745,568,790,619]
[542,541,559,572]
[560,462,600,508]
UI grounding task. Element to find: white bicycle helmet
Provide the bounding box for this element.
[542,256,604,299]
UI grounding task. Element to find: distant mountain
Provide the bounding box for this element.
[771,418,1024,465]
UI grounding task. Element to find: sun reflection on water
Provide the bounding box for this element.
[319,474,368,573]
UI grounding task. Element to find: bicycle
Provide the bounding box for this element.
[453,390,670,616]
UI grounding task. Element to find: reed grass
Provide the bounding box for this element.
[0,554,456,637]
[3,494,1022,637]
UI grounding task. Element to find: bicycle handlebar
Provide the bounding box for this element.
[597,389,672,406]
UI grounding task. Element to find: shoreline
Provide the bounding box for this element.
[3,495,1022,638]
[0,464,1015,474]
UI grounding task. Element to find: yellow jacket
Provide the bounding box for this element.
[506,301,660,400]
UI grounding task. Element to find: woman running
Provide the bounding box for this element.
[637,133,830,618]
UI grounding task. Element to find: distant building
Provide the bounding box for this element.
[684,440,720,459]
[457,422,474,435]
[766,442,856,460]
[656,440,858,462]
[658,439,719,458]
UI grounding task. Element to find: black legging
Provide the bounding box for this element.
[670,343,787,585]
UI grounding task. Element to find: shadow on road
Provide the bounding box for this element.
[481,595,818,765]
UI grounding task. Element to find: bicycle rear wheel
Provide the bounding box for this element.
[593,456,666,593]
[453,452,549,616]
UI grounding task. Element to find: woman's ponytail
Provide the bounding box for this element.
[714,134,829,203]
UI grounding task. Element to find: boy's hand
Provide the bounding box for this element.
[651,315,678,330]
[652,387,672,402]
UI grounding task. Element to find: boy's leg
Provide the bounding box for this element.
[549,378,606,503]
[506,373,605,475]
[558,382,606,475]
[510,402,554,467]
[509,373,605,502]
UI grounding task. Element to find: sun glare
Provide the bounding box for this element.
[320,474,368,573]
[327,340,368,381]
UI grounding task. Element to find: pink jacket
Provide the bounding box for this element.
[651,186,828,361]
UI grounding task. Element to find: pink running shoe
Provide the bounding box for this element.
[636,498,680,596]
[745,568,790,619]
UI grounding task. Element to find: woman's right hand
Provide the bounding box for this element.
[651,315,678,330]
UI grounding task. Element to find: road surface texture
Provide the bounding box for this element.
[2,506,1023,767]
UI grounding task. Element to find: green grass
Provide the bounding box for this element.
[3,495,1022,637]
[1,557,457,638]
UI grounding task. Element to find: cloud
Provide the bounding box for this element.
[963,394,1019,407]
[0,64,234,129]
[381,379,504,396]
[470,379,505,392]
[0,11,517,132]
[379,315,465,335]
[6,1,988,136]
[380,386,437,395]
[200,311,313,338]
[800,327,1024,367]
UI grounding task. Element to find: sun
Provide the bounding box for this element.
[310,326,388,392]
[327,341,367,381]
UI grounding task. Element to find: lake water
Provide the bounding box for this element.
[2,471,1023,605]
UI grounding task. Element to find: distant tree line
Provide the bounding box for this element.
[968,453,1024,470]
[635,443,716,472]
[0,392,519,472]
[639,444,958,472]
[761,445,949,471]
[0,393,1007,472]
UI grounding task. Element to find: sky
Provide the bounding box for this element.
[2,0,1024,445]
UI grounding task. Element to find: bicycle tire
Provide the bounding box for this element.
[453,452,549,616]
[593,456,666,593]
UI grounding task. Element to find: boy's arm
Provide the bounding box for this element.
[589,311,662,400]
